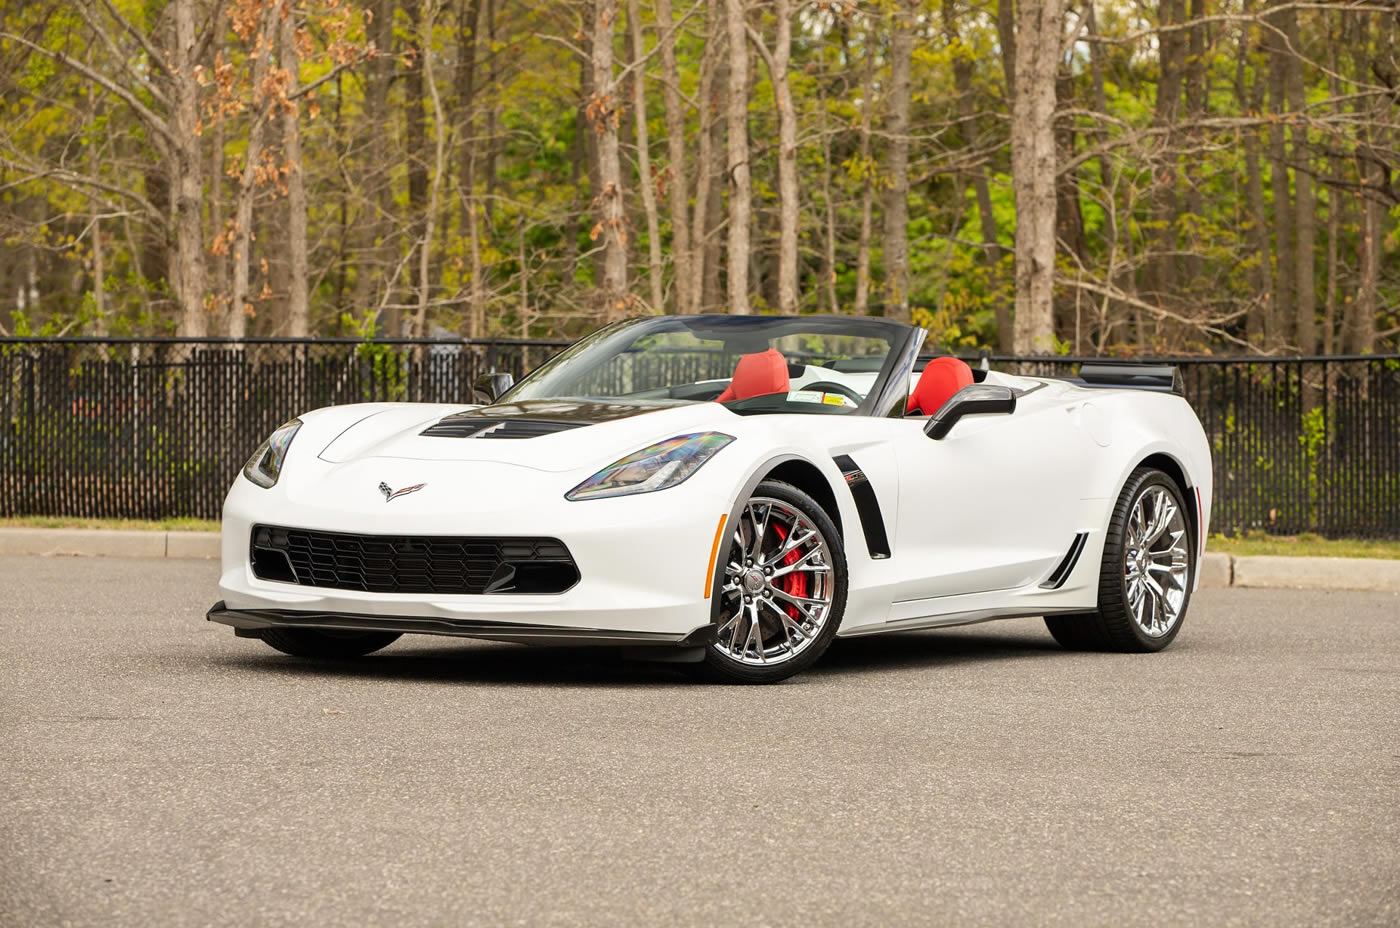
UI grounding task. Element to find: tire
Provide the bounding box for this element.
[1045,467,1195,653]
[257,627,402,659]
[692,479,848,684]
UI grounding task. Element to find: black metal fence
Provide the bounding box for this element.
[2,337,1398,537]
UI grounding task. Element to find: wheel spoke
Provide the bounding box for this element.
[760,528,816,567]
[768,547,828,580]
[747,503,771,562]
[743,602,765,662]
[758,599,803,651]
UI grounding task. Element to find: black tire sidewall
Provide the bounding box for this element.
[1108,469,1195,651]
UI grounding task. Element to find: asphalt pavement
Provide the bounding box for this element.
[1,555,1396,927]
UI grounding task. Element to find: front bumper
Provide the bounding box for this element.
[217,456,737,641]
[207,601,718,647]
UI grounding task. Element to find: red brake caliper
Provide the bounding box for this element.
[770,523,807,620]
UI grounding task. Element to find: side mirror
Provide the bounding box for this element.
[924,384,1016,440]
[473,371,515,404]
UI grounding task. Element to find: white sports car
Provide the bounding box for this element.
[209,314,1212,683]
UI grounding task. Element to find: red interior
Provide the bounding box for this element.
[716,349,791,403]
[907,356,974,416]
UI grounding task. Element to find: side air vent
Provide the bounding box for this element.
[420,417,585,439]
[833,454,891,559]
[1041,532,1089,589]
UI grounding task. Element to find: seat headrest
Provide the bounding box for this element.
[717,349,790,404]
[907,356,974,416]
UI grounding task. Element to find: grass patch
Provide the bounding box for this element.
[0,516,220,532]
[1209,531,1400,560]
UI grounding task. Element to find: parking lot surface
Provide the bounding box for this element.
[1,555,1396,926]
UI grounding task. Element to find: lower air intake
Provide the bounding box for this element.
[249,525,579,595]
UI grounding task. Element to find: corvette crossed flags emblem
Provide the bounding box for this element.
[378,481,426,503]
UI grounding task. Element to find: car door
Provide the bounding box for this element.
[890,385,1091,603]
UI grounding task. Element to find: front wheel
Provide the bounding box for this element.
[257,627,402,659]
[694,480,848,684]
[1045,467,1194,652]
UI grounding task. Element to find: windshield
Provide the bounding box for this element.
[505,315,915,416]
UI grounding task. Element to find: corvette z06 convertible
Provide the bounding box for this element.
[209,314,1212,683]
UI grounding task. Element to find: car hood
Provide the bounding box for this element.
[314,398,733,473]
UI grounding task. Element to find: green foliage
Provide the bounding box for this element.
[0,0,1395,353]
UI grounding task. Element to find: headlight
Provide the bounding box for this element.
[243,418,303,489]
[566,432,735,501]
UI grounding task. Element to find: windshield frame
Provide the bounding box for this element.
[499,315,926,417]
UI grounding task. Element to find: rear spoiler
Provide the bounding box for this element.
[1072,362,1183,396]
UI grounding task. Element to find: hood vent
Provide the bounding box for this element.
[420,417,586,439]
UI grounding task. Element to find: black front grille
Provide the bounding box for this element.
[249,525,579,595]
[420,416,585,439]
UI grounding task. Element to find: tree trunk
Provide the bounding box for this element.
[944,0,1009,349]
[1085,0,1118,349]
[86,88,106,333]
[688,4,722,313]
[723,0,751,314]
[1150,0,1184,310]
[853,36,874,317]
[995,0,1016,100]
[456,0,485,334]
[171,0,208,336]
[1265,4,1294,351]
[1351,168,1380,356]
[208,27,227,329]
[1346,14,1379,357]
[590,0,629,318]
[627,0,664,313]
[229,4,277,337]
[483,0,499,229]
[881,0,913,323]
[655,0,694,313]
[1323,177,1339,356]
[281,9,310,337]
[1181,0,1208,291]
[818,80,838,313]
[412,0,449,338]
[352,0,397,334]
[751,0,796,314]
[1281,6,1314,356]
[1010,0,1064,354]
[1236,13,1273,348]
[406,0,429,270]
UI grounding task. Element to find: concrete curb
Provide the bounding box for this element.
[1,529,1397,591]
[1231,554,1400,593]
[1195,551,1399,593]
[0,528,220,560]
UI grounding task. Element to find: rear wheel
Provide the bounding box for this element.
[1045,467,1194,652]
[257,628,401,659]
[694,480,847,684]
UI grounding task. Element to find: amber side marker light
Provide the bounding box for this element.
[703,514,728,599]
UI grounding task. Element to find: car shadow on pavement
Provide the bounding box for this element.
[203,623,1065,687]
[811,627,1066,678]
[207,642,695,688]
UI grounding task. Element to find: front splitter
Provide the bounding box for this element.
[206,601,716,649]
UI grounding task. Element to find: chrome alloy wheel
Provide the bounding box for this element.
[714,497,834,666]
[1124,484,1191,638]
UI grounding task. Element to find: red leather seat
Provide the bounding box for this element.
[717,349,790,403]
[907,356,973,416]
